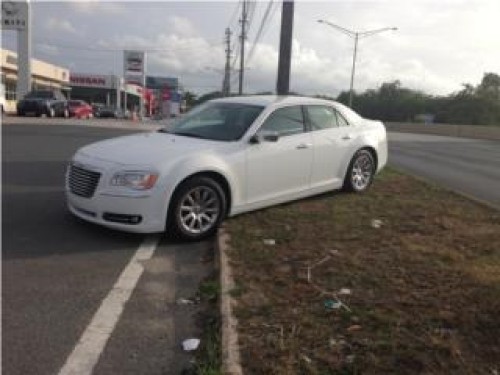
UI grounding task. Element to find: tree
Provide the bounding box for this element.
[332,73,500,125]
[476,72,500,101]
[183,91,198,109]
[195,91,223,105]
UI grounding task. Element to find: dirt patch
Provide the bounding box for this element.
[225,169,500,374]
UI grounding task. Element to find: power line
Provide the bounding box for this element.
[246,0,274,65]
[227,0,242,29]
[246,1,257,35]
[261,1,280,41]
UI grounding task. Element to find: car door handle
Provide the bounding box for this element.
[341,134,353,140]
[296,143,312,149]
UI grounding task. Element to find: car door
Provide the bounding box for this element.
[305,105,356,188]
[246,105,313,205]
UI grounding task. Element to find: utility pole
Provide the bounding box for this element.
[222,28,232,96]
[276,0,294,95]
[238,0,248,95]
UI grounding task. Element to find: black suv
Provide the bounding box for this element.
[17,90,69,118]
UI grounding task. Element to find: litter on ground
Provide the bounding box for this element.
[182,338,200,351]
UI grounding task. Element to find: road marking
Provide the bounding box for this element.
[58,235,160,375]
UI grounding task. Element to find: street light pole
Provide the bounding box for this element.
[318,19,397,107]
[349,33,358,108]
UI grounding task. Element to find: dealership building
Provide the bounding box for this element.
[69,73,182,117]
[69,72,141,112]
[1,48,70,113]
[1,48,183,117]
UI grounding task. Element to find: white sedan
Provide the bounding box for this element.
[66,96,387,240]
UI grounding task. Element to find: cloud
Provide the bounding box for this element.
[29,0,499,97]
[67,1,125,15]
[169,16,198,38]
[45,18,77,34]
[37,43,60,57]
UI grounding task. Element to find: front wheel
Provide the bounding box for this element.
[343,149,375,192]
[48,107,56,118]
[169,176,226,241]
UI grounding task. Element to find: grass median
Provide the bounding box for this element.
[225,168,500,374]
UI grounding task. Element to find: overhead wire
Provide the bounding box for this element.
[246,0,275,65]
[227,0,242,30]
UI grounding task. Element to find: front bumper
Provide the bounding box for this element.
[67,190,168,233]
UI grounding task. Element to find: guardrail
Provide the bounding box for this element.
[385,122,500,141]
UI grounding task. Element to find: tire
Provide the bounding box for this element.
[48,107,55,118]
[63,108,69,118]
[343,149,376,192]
[169,176,227,241]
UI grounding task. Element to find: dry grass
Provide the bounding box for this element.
[225,168,500,374]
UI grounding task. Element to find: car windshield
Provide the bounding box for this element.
[69,100,82,106]
[25,91,53,99]
[161,102,264,141]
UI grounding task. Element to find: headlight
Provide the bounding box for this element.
[110,171,158,190]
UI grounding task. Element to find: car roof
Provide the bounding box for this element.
[210,95,340,107]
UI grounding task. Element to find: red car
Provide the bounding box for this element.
[68,100,93,119]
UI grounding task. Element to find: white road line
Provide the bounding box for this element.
[58,235,160,375]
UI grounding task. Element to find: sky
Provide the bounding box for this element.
[1,0,499,97]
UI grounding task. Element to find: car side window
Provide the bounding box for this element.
[306,105,339,130]
[336,111,350,127]
[259,106,305,136]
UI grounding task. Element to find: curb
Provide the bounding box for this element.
[217,227,243,375]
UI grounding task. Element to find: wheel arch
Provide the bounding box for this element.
[359,146,378,171]
[342,145,379,192]
[170,170,233,217]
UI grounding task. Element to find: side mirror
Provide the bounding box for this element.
[249,131,280,144]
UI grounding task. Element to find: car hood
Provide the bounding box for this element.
[76,131,226,167]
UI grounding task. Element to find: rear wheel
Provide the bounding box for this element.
[48,107,55,118]
[169,176,226,241]
[343,149,375,192]
[63,108,69,118]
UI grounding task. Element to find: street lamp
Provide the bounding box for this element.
[318,19,397,108]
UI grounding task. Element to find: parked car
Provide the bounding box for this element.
[66,96,388,240]
[17,90,69,117]
[93,105,124,118]
[68,100,93,119]
[91,103,104,117]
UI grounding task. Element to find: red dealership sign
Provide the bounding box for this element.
[70,74,113,88]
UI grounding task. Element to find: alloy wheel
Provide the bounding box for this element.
[351,152,374,191]
[178,186,221,235]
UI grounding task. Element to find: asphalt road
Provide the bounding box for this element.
[2,123,214,375]
[388,132,500,209]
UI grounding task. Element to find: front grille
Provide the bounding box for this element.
[68,164,101,198]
